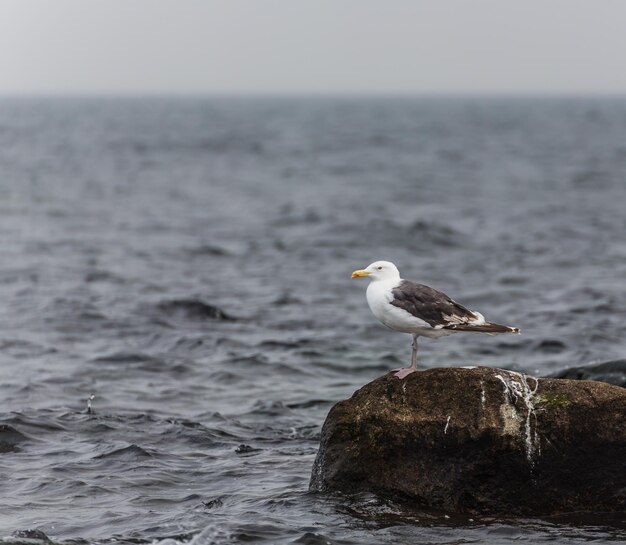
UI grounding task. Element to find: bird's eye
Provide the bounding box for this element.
[377,266,382,270]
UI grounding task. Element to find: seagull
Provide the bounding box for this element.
[351,261,520,379]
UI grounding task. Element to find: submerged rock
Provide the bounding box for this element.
[552,359,626,388]
[9,529,53,545]
[0,424,27,453]
[156,299,234,321]
[310,367,626,515]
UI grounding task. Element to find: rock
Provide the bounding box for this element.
[0,424,27,453]
[551,359,626,388]
[310,367,626,515]
[156,299,234,321]
[9,529,53,544]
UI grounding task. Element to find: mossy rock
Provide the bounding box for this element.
[310,366,626,515]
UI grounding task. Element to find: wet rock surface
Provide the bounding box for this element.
[310,367,626,515]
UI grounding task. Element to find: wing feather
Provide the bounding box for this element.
[390,280,484,328]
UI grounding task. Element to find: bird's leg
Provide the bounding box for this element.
[393,335,419,379]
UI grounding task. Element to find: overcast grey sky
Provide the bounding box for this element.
[1,0,625,95]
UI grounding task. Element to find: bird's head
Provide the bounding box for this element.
[351,261,400,282]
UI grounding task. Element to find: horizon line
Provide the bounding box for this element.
[2,90,626,100]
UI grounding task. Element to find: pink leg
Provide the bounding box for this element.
[392,335,419,379]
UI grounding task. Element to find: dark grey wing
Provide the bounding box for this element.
[390,280,483,328]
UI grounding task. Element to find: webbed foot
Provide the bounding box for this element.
[392,367,417,379]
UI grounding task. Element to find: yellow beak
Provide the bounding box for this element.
[351,269,369,279]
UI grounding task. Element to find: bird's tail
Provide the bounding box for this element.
[443,322,520,334]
